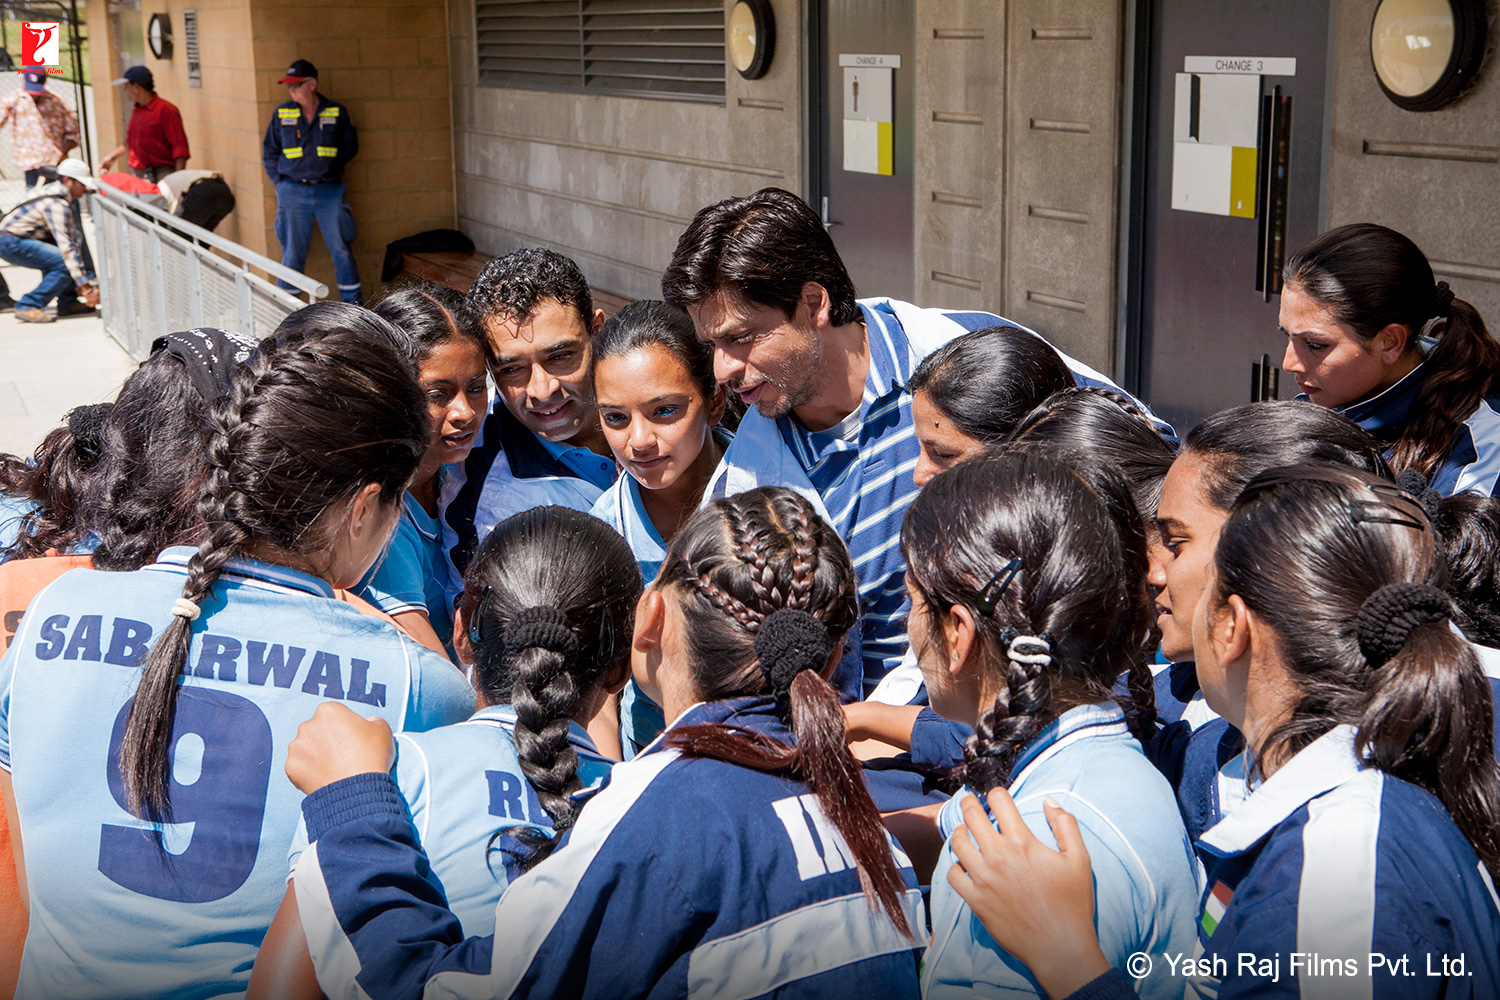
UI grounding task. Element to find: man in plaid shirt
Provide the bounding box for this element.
[0,72,81,187]
[0,158,99,323]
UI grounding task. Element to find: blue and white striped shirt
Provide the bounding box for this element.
[708,299,1171,698]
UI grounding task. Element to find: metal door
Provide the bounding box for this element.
[811,0,915,301]
[1125,0,1332,431]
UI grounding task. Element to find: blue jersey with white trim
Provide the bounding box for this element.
[1316,363,1500,497]
[292,696,926,1000]
[1189,726,1500,1000]
[439,398,613,607]
[708,299,1172,698]
[925,703,1200,1000]
[288,704,612,935]
[0,548,474,1000]
[358,488,454,642]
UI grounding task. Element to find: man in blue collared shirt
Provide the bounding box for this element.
[439,248,616,597]
[663,188,1170,700]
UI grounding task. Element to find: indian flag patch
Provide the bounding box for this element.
[1200,881,1233,937]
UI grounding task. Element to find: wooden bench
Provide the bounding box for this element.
[401,250,633,318]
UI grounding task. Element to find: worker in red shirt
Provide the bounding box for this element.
[99,66,189,183]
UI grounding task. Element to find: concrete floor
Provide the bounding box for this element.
[0,259,135,458]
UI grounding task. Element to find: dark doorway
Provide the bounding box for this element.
[1124,0,1332,431]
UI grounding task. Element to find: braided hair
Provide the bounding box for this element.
[656,487,910,935]
[901,446,1156,792]
[0,403,111,560]
[1212,463,1500,879]
[459,506,642,870]
[119,318,427,818]
[908,325,1074,444]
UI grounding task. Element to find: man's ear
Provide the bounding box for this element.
[799,281,833,330]
[707,383,728,426]
[591,307,607,336]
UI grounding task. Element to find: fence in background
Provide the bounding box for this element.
[93,180,325,360]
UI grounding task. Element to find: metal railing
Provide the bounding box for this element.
[92,179,327,360]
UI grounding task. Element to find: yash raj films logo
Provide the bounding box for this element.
[21,22,61,71]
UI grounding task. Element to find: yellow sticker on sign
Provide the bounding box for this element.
[1229,146,1257,218]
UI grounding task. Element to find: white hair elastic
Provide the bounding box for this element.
[171,598,202,621]
[1006,634,1052,667]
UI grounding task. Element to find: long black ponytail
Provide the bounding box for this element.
[1214,464,1500,879]
[460,506,641,869]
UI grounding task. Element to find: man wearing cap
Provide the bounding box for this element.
[262,59,362,303]
[0,71,81,187]
[0,158,100,323]
[99,66,189,183]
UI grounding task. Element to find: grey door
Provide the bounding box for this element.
[1127,0,1332,431]
[813,0,915,301]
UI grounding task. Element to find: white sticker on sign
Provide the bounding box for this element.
[1184,56,1296,76]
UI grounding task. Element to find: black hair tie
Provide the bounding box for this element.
[1435,280,1455,317]
[1356,582,1451,668]
[65,402,113,459]
[504,606,580,658]
[1394,468,1442,524]
[754,608,832,697]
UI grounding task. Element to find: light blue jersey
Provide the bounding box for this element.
[289,703,611,935]
[357,486,454,642]
[0,547,474,1000]
[924,703,1200,1000]
[0,492,33,559]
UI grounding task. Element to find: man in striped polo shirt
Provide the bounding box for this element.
[663,187,1169,702]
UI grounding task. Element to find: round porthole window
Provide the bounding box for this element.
[729,0,774,80]
[1370,0,1486,111]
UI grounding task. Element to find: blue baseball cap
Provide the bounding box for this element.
[22,71,46,93]
[110,65,153,89]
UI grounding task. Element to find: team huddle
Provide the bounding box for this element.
[1,188,1498,1000]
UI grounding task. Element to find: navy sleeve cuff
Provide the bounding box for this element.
[1068,969,1136,1000]
[910,707,972,770]
[302,771,404,842]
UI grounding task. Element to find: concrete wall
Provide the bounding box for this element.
[85,0,455,298]
[446,0,802,300]
[1326,0,1500,323]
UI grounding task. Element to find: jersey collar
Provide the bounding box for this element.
[1197,724,1364,858]
[1319,363,1426,440]
[1003,702,1132,789]
[148,544,336,599]
[637,695,793,759]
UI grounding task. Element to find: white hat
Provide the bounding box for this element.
[55,158,98,191]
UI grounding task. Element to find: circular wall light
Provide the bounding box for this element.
[148,12,173,60]
[729,0,774,80]
[1370,0,1486,111]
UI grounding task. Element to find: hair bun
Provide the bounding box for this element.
[1356,582,1451,668]
[1394,468,1442,523]
[504,606,580,658]
[754,608,832,694]
[65,402,113,457]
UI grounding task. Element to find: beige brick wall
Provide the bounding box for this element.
[86,0,455,300]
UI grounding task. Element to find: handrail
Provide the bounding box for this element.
[95,179,328,300]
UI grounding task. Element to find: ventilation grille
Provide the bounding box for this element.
[476,0,725,102]
[183,9,201,87]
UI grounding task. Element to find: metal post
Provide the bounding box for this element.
[147,227,167,339]
[186,249,203,328]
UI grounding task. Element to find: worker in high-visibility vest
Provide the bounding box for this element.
[262,59,362,303]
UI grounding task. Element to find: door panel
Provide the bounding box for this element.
[818,0,915,301]
[1134,0,1331,431]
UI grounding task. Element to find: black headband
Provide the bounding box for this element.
[150,327,258,401]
